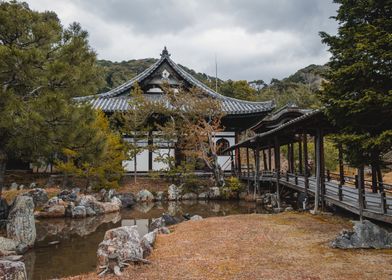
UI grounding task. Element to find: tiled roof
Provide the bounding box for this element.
[76,47,274,115]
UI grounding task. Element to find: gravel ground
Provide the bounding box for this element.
[65,212,392,280]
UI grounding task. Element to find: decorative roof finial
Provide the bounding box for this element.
[160,46,170,57]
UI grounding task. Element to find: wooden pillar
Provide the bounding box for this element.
[230,151,235,175]
[371,164,378,193]
[262,150,268,171]
[298,138,303,175]
[274,137,281,209]
[254,145,260,197]
[148,131,153,171]
[235,132,241,174]
[357,165,365,222]
[303,134,309,198]
[268,141,272,171]
[290,143,295,173]
[314,129,324,213]
[338,144,345,185]
[246,147,250,190]
[319,131,326,211]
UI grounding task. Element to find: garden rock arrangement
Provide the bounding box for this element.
[331,220,392,249]
[34,190,124,219]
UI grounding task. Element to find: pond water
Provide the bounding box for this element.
[25,200,270,280]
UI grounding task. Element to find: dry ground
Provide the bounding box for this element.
[65,212,392,280]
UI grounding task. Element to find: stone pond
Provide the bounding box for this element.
[24,200,271,279]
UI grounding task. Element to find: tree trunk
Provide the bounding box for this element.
[211,154,225,187]
[0,150,7,196]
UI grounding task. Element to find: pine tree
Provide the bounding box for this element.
[320,0,392,169]
[0,1,104,190]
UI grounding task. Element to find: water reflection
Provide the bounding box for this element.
[26,200,267,280]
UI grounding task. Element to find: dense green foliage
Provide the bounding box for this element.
[320,0,392,167]
[0,1,124,189]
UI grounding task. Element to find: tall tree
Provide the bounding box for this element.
[0,1,103,190]
[320,0,392,170]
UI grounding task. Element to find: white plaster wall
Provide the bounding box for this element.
[214,132,236,171]
[152,149,175,171]
[122,150,149,172]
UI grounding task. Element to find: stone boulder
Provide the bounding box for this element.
[208,187,221,200]
[46,196,66,207]
[79,195,105,215]
[58,188,79,202]
[181,192,197,200]
[35,204,66,218]
[0,260,27,280]
[136,189,154,202]
[72,206,87,219]
[7,196,36,247]
[190,215,203,221]
[149,214,179,231]
[116,193,136,208]
[331,220,392,249]
[168,184,182,201]
[97,226,144,275]
[23,188,49,208]
[140,230,157,258]
[155,191,166,201]
[198,192,209,200]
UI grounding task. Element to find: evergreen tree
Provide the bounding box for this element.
[320,0,392,169]
[0,1,104,189]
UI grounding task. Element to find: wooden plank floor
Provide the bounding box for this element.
[239,171,392,224]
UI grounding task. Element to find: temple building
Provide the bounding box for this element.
[79,47,274,172]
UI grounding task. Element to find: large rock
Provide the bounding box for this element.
[58,189,79,202]
[181,192,197,200]
[168,184,182,201]
[9,183,18,191]
[0,260,27,280]
[116,193,136,208]
[46,196,65,207]
[72,206,87,219]
[331,220,392,249]
[198,192,209,200]
[140,230,157,258]
[136,189,154,202]
[208,187,221,200]
[149,214,179,231]
[190,215,203,221]
[0,237,19,252]
[97,226,144,275]
[23,188,49,208]
[7,196,36,247]
[35,204,66,218]
[155,191,166,201]
[79,195,105,215]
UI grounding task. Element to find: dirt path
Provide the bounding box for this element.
[66,212,392,280]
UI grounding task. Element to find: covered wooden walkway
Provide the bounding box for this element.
[225,106,392,224]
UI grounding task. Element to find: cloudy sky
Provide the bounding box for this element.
[27,0,339,82]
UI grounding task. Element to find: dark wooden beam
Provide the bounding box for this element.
[298,138,303,175]
[274,136,281,209]
[303,134,309,199]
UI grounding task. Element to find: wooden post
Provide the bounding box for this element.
[371,164,378,193]
[230,151,235,175]
[246,147,250,191]
[287,144,291,173]
[262,150,268,171]
[254,144,260,197]
[268,141,272,171]
[290,143,295,174]
[357,166,365,222]
[338,144,345,185]
[320,130,326,211]
[314,130,322,213]
[303,134,309,198]
[274,137,281,209]
[298,138,303,175]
